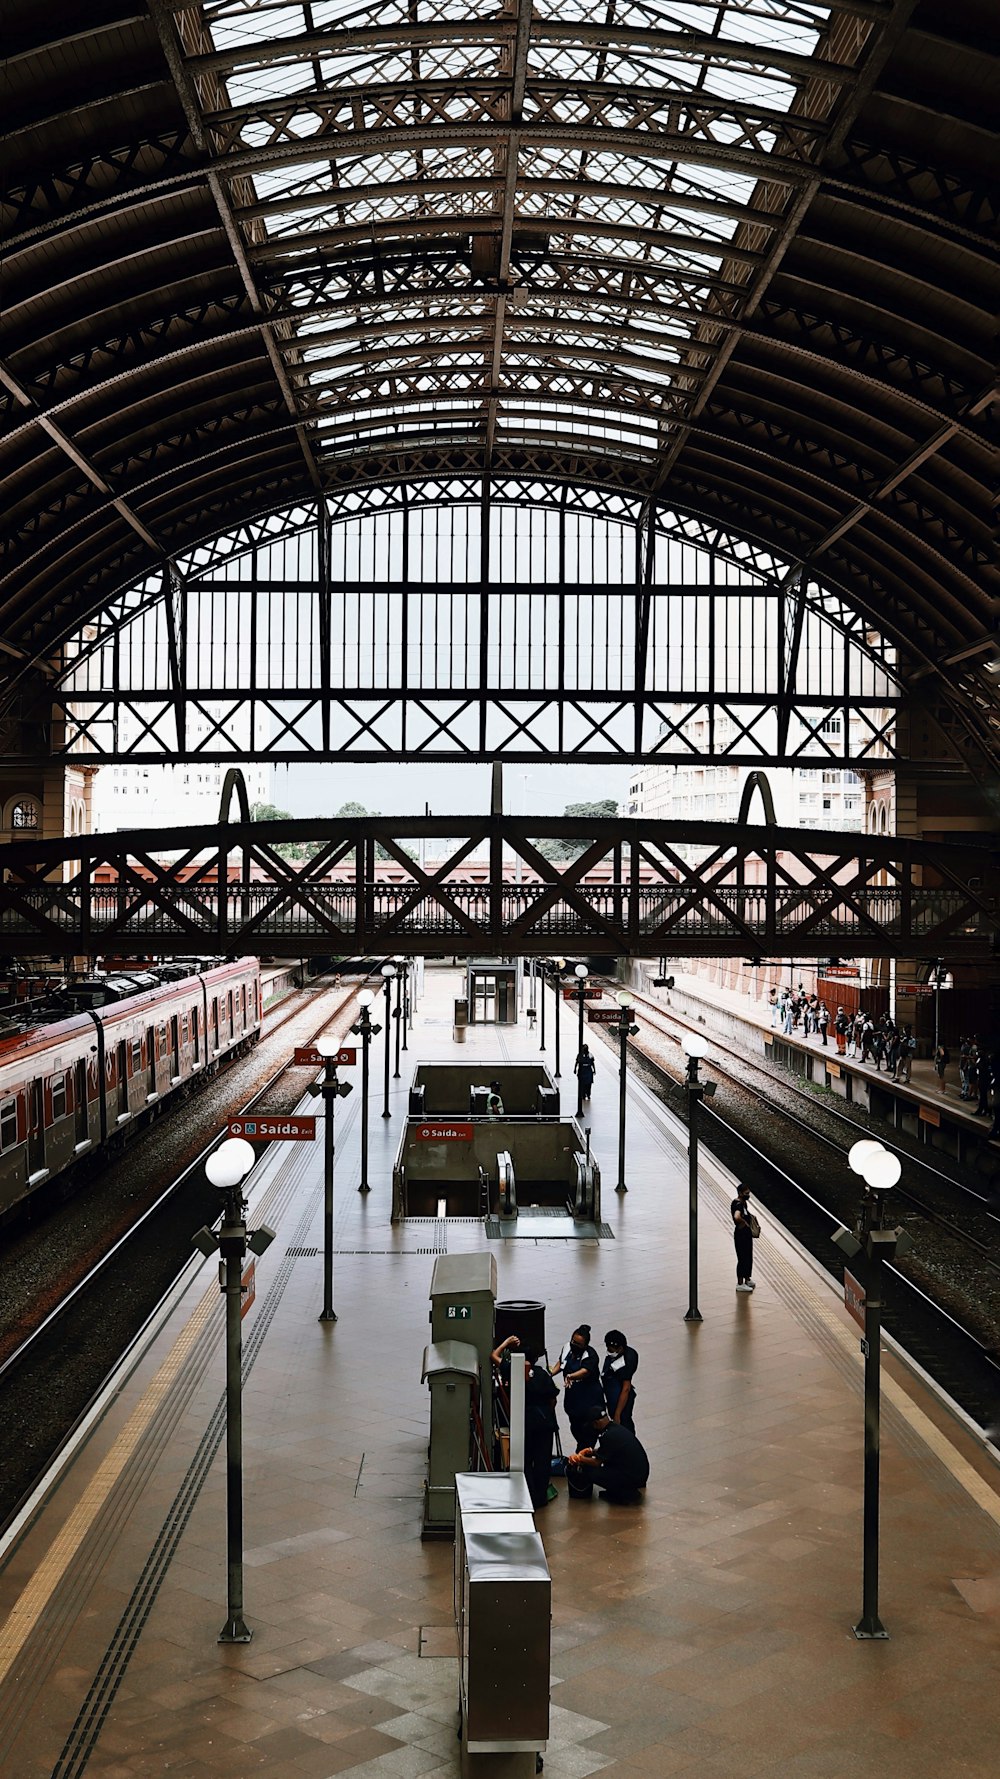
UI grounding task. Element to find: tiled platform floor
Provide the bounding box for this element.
[2,968,999,1779]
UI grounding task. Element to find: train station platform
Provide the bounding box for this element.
[643,968,996,1164]
[2,969,1000,1779]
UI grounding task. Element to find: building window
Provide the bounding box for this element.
[0,1097,17,1150]
[11,800,39,829]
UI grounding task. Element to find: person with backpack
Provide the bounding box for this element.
[834,1006,850,1056]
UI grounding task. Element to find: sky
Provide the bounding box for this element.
[270,759,632,819]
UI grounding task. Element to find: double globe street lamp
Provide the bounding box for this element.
[571,963,590,1115]
[681,1032,715,1323]
[196,1138,275,1645]
[380,961,396,1116]
[832,1138,909,1640]
[614,990,640,1193]
[350,989,380,1192]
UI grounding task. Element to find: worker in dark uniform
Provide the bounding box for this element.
[566,1414,649,1504]
[491,1333,558,1509]
[602,1329,639,1431]
[560,1324,604,1448]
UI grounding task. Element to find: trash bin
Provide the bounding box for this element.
[453,997,469,1043]
[494,1300,546,1353]
[421,1341,480,1538]
[409,1083,426,1116]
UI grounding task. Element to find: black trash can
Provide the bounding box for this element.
[408,1084,426,1116]
[494,1299,546,1352]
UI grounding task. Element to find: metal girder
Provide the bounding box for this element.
[0,814,994,963]
[146,0,322,495]
[649,0,924,497]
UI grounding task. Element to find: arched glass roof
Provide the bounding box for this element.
[1,0,996,769]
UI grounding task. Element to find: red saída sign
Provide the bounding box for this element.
[228,1116,317,1141]
[587,1008,631,1024]
[294,1045,356,1066]
[562,987,603,1000]
[414,1122,474,1141]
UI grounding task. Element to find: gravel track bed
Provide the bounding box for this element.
[0,976,366,1531]
[593,1016,1000,1358]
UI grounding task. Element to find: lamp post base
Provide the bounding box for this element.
[318,1309,338,1323]
[615,1182,628,1193]
[683,1308,703,1323]
[358,1182,371,1193]
[218,1617,253,1644]
[382,1110,391,1119]
[853,1618,889,1640]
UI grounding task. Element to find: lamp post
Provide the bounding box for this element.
[539,959,546,1052]
[929,958,954,1052]
[614,991,640,1193]
[552,957,566,1079]
[196,1137,275,1645]
[393,954,405,1076]
[350,990,380,1192]
[312,1036,353,1320]
[681,1033,714,1323]
[833,1139,908,1640]
[400,957,411,1051]
[380,962,396,1116]
[572,963,590,1115]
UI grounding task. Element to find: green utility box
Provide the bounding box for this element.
[422,1341,480,1539]
[429,1252,498,1433]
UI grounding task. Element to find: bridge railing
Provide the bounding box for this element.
[0,880,991,952]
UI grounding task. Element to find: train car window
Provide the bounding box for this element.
[227,991,233,1035]
[50,1072,68,1121]
[192,1006,200,1062]
[0,1097,17,1150]
[131,1037,142,1071]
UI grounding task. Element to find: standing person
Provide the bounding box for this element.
[975,1037,991,1115]
[768,989,779,1028]
[870,1025,885,1072]
[782,997,794,1036]
[959,1036,974,1101]
[817,1001,830,1047]
[933,1042,950,1091]
[834,1006,850,1055]
[895,1024,915,1084]
[601,1331,639,1431]
[559,1325,605,1448]
[850,1010,865,1060]
[885,1028,902,1080]
[491,1334,558,1509]
[566,1415,649,1504]
[575,1045,596,1102]
[731,1182,757,1293]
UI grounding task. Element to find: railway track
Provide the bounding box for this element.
[0,972,375,1536]
[595,978,999,1242]
[588,979,1000,1443]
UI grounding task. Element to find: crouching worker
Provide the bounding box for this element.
[566,1414,649,1504]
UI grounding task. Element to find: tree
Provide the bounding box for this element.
[532,799,620,860]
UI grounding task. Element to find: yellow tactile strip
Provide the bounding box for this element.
[0,1287,217,1691]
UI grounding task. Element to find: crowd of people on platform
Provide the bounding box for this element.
[492,1323,649,1509]
[766,986,1000,1127]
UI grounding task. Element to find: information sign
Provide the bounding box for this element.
[445,1304,473,1322]
[415,1122,474,1141]
[228,1115,317,1142]
[897,985,933,997]
[919,1103,941,1128]
[562,987,603,1000]
[241,1259,256,1319]
[294,1045,356,1066]
[587,1008,629,1024]
[843,1268,866,1331]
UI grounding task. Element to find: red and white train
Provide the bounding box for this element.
[0,958,261,1219]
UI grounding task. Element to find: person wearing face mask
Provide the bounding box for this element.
[556,1324,604,1449]
[491,1333,559,1509]
[601,1330,639,1431]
